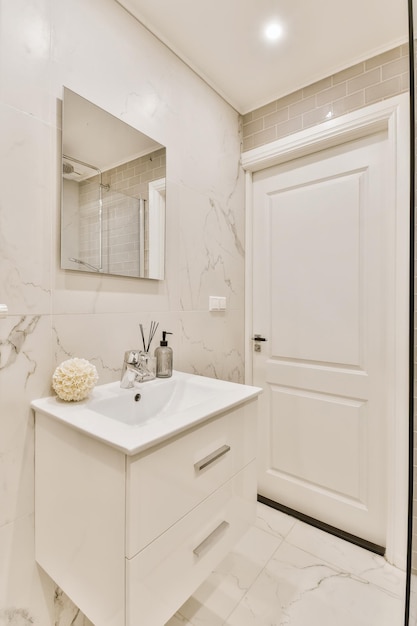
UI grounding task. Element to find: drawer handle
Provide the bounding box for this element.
[194,444,231,472]
[193,521,230,557]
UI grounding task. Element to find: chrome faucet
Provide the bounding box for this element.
[120,350,156,388]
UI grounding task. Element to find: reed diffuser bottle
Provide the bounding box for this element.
[154,331,173,378]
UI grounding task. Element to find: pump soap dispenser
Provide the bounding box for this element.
[155,331,173,378]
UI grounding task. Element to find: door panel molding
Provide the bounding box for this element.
[243,94,409,568]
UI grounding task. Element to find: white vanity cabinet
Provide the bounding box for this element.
[34,397,258,626]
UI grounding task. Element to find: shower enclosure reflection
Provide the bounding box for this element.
[61,88,166,279]
[62,150,165,277]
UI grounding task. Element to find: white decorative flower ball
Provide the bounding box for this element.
[52,358,99,402]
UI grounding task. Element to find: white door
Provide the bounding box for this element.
[252,130,394,547]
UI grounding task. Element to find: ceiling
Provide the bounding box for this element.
[115,0,408,114]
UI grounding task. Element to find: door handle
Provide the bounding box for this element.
[252,334,267,341]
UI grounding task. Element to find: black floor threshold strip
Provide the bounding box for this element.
[257,494,385,557]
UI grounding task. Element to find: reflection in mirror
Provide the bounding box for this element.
[61,88,166,279]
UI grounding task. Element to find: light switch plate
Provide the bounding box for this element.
[218,297,226,310]
[209,296,226,311]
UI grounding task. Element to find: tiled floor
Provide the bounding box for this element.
[166,502,406,626]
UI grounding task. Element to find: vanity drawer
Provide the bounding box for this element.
[126,461,256,626]
[126,398,257,557]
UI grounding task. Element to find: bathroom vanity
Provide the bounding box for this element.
[32,371,261,626]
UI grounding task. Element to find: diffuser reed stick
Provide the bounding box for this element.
[139,321,159,353]
[147,320,159,352]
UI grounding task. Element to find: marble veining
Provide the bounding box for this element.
[179,197,238,309]
[179,317,244,383]
[0,608,34,626]
[167,503,406,626]
[52,325,120,381]
[208,196,244,259]
[52,325,77,362]
[53,588,93,626]
[0,316,40,376]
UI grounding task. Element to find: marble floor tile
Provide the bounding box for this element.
[255,502,297,540]
[167,503,406,626]
[226,541,403,626]
[172,525,283,625]
[285,516,406,596]
[164,614,194,626]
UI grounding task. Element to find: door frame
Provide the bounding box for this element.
[242,94,410,569]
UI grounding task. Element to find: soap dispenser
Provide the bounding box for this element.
[155,331,173,378]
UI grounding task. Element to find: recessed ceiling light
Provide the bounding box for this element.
[264,21,284,42]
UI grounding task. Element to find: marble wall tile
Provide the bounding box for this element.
[0,515,94,626]
[52,311,181,384]
[0,0,244,623]
[0,0,53,123]
[53,589,94,626]
[0,514,53,625]
[49,0,178,146]
[178,311,245,382]
[178,184,245,313]
[0,104,53,316]
[51,309,244,384]
[0,315,53,527]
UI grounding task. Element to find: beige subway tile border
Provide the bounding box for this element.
[242,135,255,151]
[302,76,332,98]
[250,100,277,121]
[382,56,409,81]
[264,107,289,129]
[272,89,304,109]
[347,67,381,94]
[289,94,316,118]
[333,62,365,84]
[365,76,403,104]
[242,118,263,137]
[303,105,333,128]
[402,73,410,91]
[365,46,402,70]
[241,44,408,151]
[251,126,277,149]
[332,91,365,117]
[316,82,347,106]
[242,111,254,125]
[276,116,303,139]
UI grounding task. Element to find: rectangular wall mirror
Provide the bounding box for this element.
[61,87,166,279]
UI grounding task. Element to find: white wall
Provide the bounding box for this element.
[0,0,244,622]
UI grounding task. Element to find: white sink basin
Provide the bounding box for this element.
[89,375,238,425]
[31,370,262,455]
